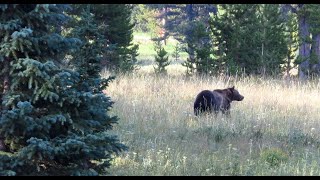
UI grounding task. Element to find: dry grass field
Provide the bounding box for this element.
[102,66,320,176]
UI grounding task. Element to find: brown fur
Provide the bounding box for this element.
[194,86,244,116]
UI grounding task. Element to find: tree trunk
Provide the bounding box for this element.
[186,4,194,21]
[187,43,195,73]
[286,52,291,78]
[185,4,196,68]
[310,34,320,74]
[162,6,168,45]
[315,34,320,64]
[298,13,311,80]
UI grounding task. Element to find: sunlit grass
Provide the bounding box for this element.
[133,31,188,66]
[102,66,320,176]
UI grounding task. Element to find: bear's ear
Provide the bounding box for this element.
[231,86,235,90]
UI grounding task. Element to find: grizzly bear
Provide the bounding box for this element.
[193,86,244,116]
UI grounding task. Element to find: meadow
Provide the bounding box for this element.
[133,32,188,66]
[104,33,320,176]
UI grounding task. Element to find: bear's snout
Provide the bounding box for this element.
[234,94,244,101]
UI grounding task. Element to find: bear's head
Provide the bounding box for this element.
[228,86,244,101]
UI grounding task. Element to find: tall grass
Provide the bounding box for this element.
[102,69,320,176]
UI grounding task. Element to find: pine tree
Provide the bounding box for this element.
[0,4,126,176]
[176,4,216,71]
[210,4,287,76]
[69,4,109,90]
[257,4,287,76]
[283,11,299,78]
[209,6,231,75]
[294,4,311,79]
[132,4,156,33]
[210,4,261,75]
[192,22,214,75]
[306,4,320,74]
[153,41,170,75]
[148,4,217,73]
[67,5,127,175]
[172,43,181,62]
[91,4,139,73]
[182,21,214,76]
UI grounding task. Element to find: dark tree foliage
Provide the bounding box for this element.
[148,4,216,75]
[209,4,287,76]
[283,10,299,78]
[306,4,320,75]
[0,4,126,176]
[132,4,320,78]
[153,41,170,75]
[182,21,214,76]
[90,4,139,73]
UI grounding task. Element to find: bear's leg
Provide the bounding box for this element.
[222,109,231,118]
[212,104,220,117]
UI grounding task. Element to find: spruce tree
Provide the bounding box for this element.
[181,22,214,76]
[210,4,261,75]
[172,43,181,62]
[132,4,158,33]
[91,4,139,73]
[67,5,127,175]
[148,4,217,73]
[189,21,214,75]
[209,6,231,75]
[0,4,126,176]
[153,41,170,75]
[227,4,261,75]
[306,4,320,74]
[283,11,299,78]
[210,4,287,76]
[257,4,287,76]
